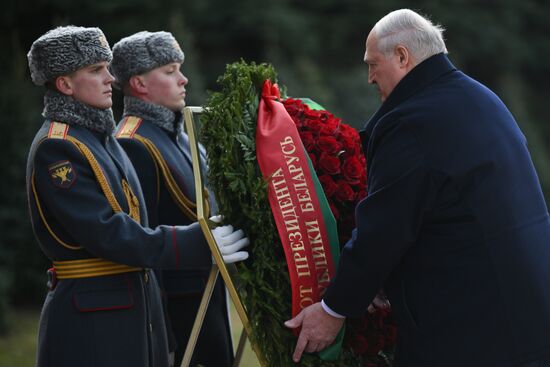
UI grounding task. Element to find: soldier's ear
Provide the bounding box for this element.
[55,76,74,96]
[129,75,147,94]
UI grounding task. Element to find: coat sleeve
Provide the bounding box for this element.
[33,138,210,269]
[323,119,440,317]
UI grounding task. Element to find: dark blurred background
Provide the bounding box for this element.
[1,0,549,342]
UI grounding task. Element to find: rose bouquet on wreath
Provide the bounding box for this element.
[201,60,395,367]
[282,98,396,366]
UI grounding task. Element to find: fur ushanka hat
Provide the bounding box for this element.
[110,31,184,88]
[27,26,112,86]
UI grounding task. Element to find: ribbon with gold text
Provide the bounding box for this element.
[256,80,337,330]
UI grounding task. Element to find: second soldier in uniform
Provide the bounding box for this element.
[110,31,237,367]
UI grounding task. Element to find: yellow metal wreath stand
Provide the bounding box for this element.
[180,107,266,367]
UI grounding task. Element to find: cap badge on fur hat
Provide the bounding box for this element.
[27,26,112,86]
[98,34,109,49]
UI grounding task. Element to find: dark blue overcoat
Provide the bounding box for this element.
[324,54,550,366]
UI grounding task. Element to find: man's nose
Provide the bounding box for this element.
[105,70,115,84]
[178,72,188,86]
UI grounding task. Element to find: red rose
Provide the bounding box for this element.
[318,174,338,198]
[318,152,341,175]
[308,152,317,169]
[282,98,306,116]
[299,131,315,151]
[317,136,342,155]
[341,137,359,156]
[283,99,310,129]
[304,118,323,133]
[290,115,303,128]
[339,126,361,155]
[339,122,359,138]
[319,116,341,136]
[342,156,365,185]
[304,109,324,122]
[319,123,338,136]
[335,180,355,202]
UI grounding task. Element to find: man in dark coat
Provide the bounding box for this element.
[110,31,242,367]
[286,9,550,367]
[26,26,248,367]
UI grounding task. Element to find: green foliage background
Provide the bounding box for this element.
[1,0,549,348]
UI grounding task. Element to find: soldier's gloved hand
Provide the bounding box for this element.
[210,215,249,264]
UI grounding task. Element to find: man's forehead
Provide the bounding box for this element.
[364,33,378,61]
[85,61,108,68]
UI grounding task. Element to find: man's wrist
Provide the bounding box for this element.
[321,299,345,319]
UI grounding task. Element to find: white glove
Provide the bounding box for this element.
[210,215,249,264]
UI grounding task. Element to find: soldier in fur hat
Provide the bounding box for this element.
[26,26,248,367]
[111,31,237,367]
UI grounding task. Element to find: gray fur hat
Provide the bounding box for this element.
[110,31,184,88]
[27,26,112,86]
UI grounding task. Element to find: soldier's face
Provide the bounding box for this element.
[141,62,188,112]
[62,62,114,109]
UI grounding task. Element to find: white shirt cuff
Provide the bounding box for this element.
[321,299,345,319]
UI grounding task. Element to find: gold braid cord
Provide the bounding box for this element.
[31,170,83,250]
[32,122,141,251]
[134,134,210,220]
[66,136,141,223]
[33,122,142,278]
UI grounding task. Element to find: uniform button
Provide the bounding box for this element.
[144,272,149,283]
[149,323,153,333]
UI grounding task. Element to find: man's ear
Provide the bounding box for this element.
[395,45,410,68]
[128,75,147,95]
[55,76,73,96]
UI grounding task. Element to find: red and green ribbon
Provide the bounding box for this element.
[256,80,343,360]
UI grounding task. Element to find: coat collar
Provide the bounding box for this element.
[42,90,116,135]
[122,96,183,134]
[362,53,457,139]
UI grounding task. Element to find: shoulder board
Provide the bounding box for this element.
[116,116,142,139]
[48,122,69,139]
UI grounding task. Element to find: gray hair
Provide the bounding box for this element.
[372,9,447,63]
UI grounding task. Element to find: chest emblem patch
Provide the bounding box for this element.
[48,161,76,189]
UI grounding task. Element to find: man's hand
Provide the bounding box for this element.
[284,302,345,363]
[210,215,249,264]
